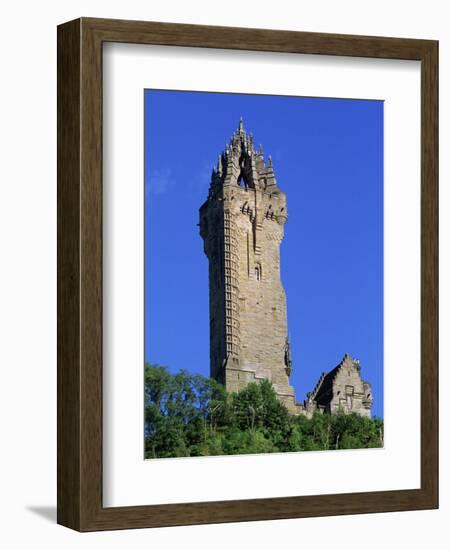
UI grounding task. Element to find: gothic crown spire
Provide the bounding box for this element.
[209,118,279,195]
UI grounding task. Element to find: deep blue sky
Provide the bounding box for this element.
[145,90,384,418]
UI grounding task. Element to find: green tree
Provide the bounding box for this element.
[144,363,384,458]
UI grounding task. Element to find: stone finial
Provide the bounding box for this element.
[238,116,244,133]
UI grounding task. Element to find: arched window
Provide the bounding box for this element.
[255,264,262,281]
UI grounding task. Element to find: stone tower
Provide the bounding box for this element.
[199,118,297,412]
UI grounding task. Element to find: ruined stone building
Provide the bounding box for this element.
[299,354,373,418]
[199,119,373,417]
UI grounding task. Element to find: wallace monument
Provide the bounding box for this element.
[199,118,373,417]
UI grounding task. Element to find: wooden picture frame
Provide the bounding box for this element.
[57,17,438,531]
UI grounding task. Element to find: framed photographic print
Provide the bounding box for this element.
[57,17,438,531]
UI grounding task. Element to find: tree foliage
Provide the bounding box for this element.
[144,363,383,459]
